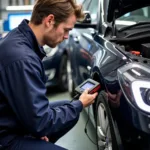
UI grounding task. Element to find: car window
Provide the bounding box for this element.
[118,6,150,22]
[87,0,99,23]
[82,0,91,10]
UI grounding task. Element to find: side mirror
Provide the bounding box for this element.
[74,11,96,28]
[81,11,92,24]
[81,11,92,23]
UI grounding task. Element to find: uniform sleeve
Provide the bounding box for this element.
[1,58,83,137]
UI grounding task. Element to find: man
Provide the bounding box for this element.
[0,0,98,149]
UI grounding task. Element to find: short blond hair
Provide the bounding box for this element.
[30,0,84,26]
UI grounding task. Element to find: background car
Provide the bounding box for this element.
[67,0,150,149]
[42,41,72,92]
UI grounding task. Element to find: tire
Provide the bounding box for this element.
[95,91,121,150]
[58,55,68,92]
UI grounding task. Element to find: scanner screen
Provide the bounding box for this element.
[81,82,94,90]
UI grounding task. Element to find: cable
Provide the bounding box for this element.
[84,107,97,145]
[70,94,80,102]
[70,93,97,145]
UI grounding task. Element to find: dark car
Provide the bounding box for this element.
[42,41,72,92]
[67,0,150,149]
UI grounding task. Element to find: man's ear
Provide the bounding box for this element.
[44,14,55,28]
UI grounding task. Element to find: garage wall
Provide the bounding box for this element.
[0,0,35,20]
[0,0,84,32]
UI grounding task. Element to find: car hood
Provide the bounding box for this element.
[107,0,150,22]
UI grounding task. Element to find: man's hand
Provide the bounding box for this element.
[41,136,49,142]
[79,89,98,108]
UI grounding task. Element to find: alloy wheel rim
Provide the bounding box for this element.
[97,103,112,150]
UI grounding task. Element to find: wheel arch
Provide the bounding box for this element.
[91,67,105,117]
[91,67,123,150]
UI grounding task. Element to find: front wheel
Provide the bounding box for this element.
[58,55,68,92]
[95,91,121,150]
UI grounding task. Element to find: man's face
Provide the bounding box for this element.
[44,14,77,48]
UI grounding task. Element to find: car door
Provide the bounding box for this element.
[70,0,99,85]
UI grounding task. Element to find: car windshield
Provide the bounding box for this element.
[116,6,150,26]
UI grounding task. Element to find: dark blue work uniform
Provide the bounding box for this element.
[0,20,83,150]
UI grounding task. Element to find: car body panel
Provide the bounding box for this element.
[68,0,150,149]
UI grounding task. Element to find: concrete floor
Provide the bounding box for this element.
[47,87,97,150]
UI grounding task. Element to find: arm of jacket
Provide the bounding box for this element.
[1,58,83,137]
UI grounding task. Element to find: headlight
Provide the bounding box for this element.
[117,62,150,113]
[43,45,58,59]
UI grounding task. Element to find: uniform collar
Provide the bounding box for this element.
[18,19,46,60]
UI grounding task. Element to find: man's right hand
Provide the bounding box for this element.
[79,89,98,108]
[41,136,49,142]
